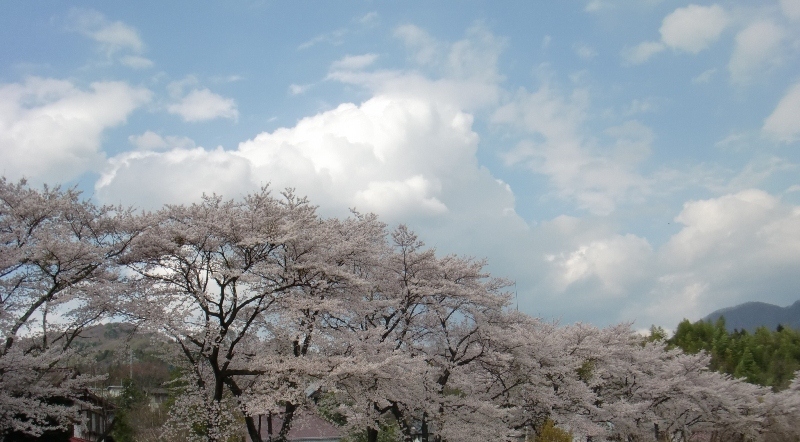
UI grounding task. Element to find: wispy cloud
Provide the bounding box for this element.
[330,54,379,71]
[120,55,154,69]
[288,83,313,95]
[65,8,154,68]
[729,20,788,84]
[692,68,717,84]
[763,81,800,143]
[298,12,379,50]
[128,131,196,151]
[623,4,730,64]
[167,88,238,122]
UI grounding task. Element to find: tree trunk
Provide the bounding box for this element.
[274,403,297,442]
[367,427,379,442]
[243,414,262,442]
[421,413,429,442]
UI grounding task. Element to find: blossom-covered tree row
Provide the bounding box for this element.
[2,179,799,442]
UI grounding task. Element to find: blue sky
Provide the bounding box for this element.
[2,1,800,329]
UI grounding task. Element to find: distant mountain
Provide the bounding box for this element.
[703,300,800,332]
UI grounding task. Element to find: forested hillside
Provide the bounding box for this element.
[73,322,172,389]
[669,317,800,391]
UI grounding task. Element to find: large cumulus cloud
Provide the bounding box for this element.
[0,77,151,183]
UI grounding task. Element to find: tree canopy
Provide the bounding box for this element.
[2,178,800,442]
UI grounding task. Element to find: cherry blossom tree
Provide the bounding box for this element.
[125,189,387,442]
[480,318,603,439]
[5,179,800,442]
[0,178,137,439]
[551,324,784,441]
[330,226,514,442]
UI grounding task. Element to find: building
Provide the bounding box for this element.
[70,391,116,442]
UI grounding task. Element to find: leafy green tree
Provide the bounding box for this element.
[111,379,147,442]
[669,317,800,391]
[645,325,668,343]
[735,348,758,383]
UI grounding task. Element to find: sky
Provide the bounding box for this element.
[2,1,799,330]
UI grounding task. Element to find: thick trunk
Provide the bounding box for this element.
[420,413,429,442]
[224,373,262,442]
[244,414,262,442]
[274,403,297,442]
[367,427,379,442]
[388,403,414,442]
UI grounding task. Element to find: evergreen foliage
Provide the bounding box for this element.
[111,379,145,442]
[669,317,800,390]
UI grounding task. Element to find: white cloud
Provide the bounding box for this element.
[0,77,151,183]
[631,276,709,328]
[96,147,252,207]
[623,4,729,64]
[167,76,199,98]
[92,22,143,53]
[98,95,504,221]
[167,88,238,122]
[659,4,729,53]
[353,176,448,217]
[664,189,780,265]
[621,98,657,116]
[298,28,348,50]
[584,0,665,13]
[714,131,750,150]
[297,11,377,50]
[393,23,504,84]
[128,131,196,151]
[621,41,665,65]
[655,190,800,318]
[763,81,800,143]
[120,55,154,69]
[331,54,379,71]
[66,9,147,61]
[726,156,796,190]
[539,188,800,326]
[549,233,653,297]
[729,20,788,84]
[584,0,607,12]
[394,24,440,66]
[288,84,313,95]
[573,43,598,60]
[359,12,379,26]
[691,68,717,84]
[67,9,143,53]
[779,0,800,21]
[328,24,504,111]
[98,25,516,221]
[493,83,653,215]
